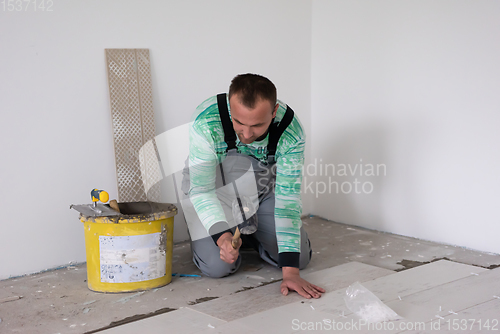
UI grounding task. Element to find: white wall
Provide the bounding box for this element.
[311,0,500,253]
[0,0,312,279]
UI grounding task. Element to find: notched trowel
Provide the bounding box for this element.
[231,195,258,248]
[70,189,122,217]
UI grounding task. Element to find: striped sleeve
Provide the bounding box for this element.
[274,114,306,260]
[188,104,228,232]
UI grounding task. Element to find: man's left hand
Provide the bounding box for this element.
[280,267,325,299]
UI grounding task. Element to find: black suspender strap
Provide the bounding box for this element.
[217,93,295,160]
[267,105,295,160]
[217,93,237,151]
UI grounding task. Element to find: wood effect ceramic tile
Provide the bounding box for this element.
[396,298,500,334]
[282,300,435,334]
[286,260,482,318]
[313,312,405,334]
[360,260,488,303]
[228,294,497,334]
[311,261,493,333]
[99,307,226,334]
[388,268,500,322]
[296,288,349,317]
[209,281,389,333]
[191,260,472,330]
[200,318,278,334]
[408,298,500,334]
[388,300,445,326]
[228,301,339,334]
[101,262,492,334]
[390,273,500,333]
[257,293,407,334]
[330,266,499,334]
[188,262,394,322]
[302,261,394,293]
[445,297,500,322]
[218,261,492,334]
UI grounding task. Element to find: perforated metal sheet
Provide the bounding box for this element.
[105,49,160,202]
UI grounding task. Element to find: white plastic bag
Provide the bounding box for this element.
[344,282,400,323]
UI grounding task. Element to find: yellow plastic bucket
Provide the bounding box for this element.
[80,202,177,293]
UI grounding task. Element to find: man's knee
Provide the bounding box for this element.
[203,257,241,278]
[194,253,241,278]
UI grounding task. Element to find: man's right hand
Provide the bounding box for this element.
[217,232,241,264]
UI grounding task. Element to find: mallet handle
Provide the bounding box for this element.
[231,227,241,249]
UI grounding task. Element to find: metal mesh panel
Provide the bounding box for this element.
[105,49,161,202]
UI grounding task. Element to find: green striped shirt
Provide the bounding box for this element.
[188,95,305,254]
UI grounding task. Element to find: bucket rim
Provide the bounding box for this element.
[79,202,178,224]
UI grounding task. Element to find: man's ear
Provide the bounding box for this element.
[272,103,279,118]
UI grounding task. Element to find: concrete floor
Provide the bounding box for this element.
[1,216,499,334]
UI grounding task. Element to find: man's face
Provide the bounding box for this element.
[229,94,278,144]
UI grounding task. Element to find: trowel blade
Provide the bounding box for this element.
[70,203,122,217]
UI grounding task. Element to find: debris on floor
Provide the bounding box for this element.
[114,292,145,304]
[187,296,219,305]
[0,296,22,304]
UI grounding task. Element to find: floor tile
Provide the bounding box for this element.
[228,301,338,334]
[414,298,500,333]
[207,261,494,334]
[389,268,500,322]
[361,259,488,302]
[397,299,500,333]
[99,307,226,334]
[188,262,394,322]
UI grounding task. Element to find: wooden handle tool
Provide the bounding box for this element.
[231,227,241,249]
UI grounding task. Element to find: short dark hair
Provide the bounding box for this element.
[228,73,277,109]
